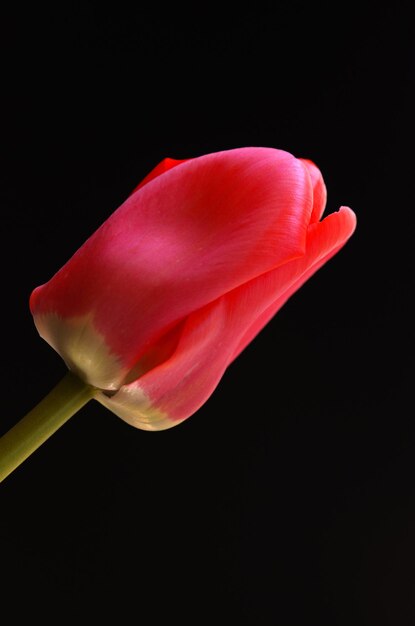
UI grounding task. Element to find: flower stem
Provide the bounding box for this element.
[0,371,96,483]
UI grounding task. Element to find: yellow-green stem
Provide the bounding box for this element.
[0,371,96,483]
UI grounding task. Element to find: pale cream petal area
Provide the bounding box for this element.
[33,312,128,390]
[96,384,176,431]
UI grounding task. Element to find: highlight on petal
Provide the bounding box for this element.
[98,206,356,430]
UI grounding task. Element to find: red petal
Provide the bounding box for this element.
[32,148,314,386]
[231,206,356,360]
[98,207,356,428]
[300,159,327,223]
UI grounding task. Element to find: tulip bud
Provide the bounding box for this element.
[30,148,356,430]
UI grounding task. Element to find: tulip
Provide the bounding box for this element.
[31,146,356,426]
[0,147,356,480]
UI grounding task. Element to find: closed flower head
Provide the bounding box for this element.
[30,148,356,430]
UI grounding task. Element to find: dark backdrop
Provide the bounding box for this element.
[1,4,414,624]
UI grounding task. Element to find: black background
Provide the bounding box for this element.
[1,3,414,624]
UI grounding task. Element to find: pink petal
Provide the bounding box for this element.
[231,206,356,360]
[300,159,327,223]
[31,148,314,387]
[97,207,356,429]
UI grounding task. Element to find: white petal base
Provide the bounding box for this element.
[96,384,177,431]
[33,312,127,390]
[34,312,176,430]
